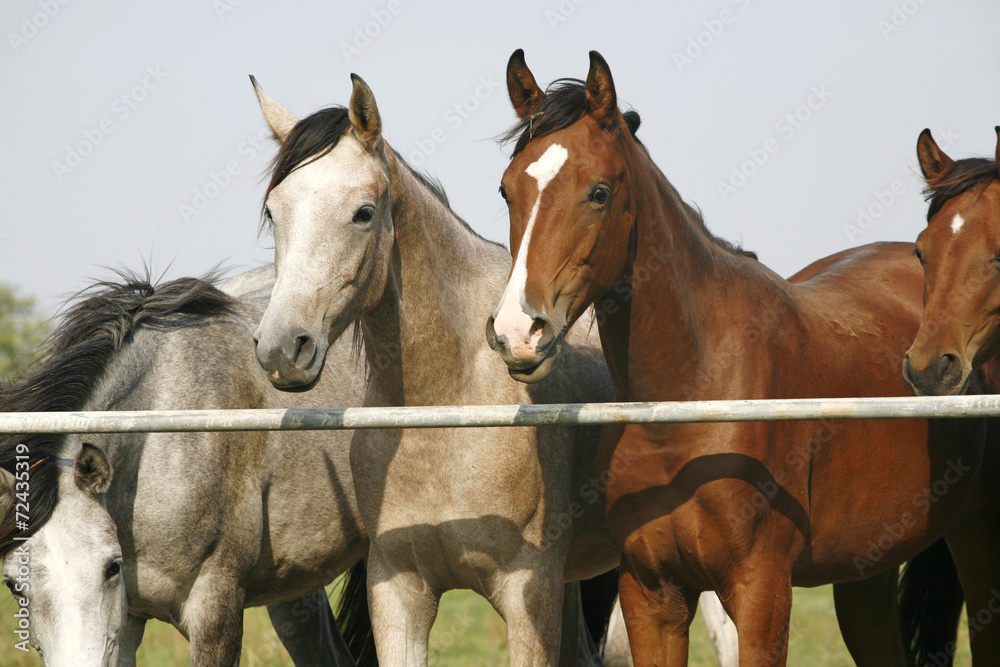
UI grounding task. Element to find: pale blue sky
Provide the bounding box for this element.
[3,0,999,313]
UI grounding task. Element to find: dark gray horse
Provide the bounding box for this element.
[0,268,370,666]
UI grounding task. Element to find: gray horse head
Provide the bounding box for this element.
[1,443,124,666]
[252,74,393,389]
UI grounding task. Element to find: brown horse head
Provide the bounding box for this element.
[487,50,640,382]
[903,127,1000,395]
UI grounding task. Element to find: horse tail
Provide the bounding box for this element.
[898,538,964,667]
[579,567,620,650]
[334,559,377,667]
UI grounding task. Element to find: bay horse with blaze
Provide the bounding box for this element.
[486,50,1000,665]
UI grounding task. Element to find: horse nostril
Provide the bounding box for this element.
[293,334,316,370]
[940,352,960,381]
[528,317,552,349]
[294,335,309,356]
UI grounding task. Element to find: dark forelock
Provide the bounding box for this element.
[923,157,1000,221]
[501,79,642,157]
[262,106,353,227]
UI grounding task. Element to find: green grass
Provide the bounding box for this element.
[0,583,972,665]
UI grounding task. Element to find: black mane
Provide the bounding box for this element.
[0,271,234,557]
[501,78,755,260]
[924,157,1000,221]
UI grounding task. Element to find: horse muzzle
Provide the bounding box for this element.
[254,325,326,391]
[902,348,969,396]
[486,310,564,383]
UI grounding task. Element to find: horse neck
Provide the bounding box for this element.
[600,154,767,402]
[360,147,505,405]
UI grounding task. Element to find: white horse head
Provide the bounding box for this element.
[1,443,124,666]
[251,74,394,389]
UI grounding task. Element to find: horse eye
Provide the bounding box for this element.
[590,186,609,205]
[993,249,1000,263]
[105,559,122,580]
[913,247,924,264]
[499,184,508,201]
[3,577,20,598]
[353,205,375,224]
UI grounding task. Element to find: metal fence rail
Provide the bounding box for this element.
[2,394,1000,434]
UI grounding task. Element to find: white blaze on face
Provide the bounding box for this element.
[951,213,965,235]
[493,143,569,358]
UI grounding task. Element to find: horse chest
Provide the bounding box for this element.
[352,428,549,533]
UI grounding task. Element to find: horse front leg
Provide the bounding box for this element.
[115,613,146,667]
[183,575,246,667]
[723,562,793,667]
[946,506,1000,664]
[618,566,700,667]
[602,596,630,667]
[602,591,739,666]
[366,550,440,667]
[493,567,567,667]
[267,588,356,666]
[700,591,739,667]
[833,568,909,667]
[560,580,606,667]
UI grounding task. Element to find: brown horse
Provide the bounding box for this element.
[486,50,1000,665]
[902,128,1000,664]
[905,127,1000,396]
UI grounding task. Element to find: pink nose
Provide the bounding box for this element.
[492,309,546,360]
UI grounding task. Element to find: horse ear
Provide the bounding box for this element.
[74,443,111,497]
[349,74,383,152]
[995,126,1000,168]
[507,49,544,120]
[585,51,618,129]
[0,467,13,515]
[250,75,299,143]
[916,128,954,181]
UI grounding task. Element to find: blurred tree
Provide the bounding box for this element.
[0,283,50,382]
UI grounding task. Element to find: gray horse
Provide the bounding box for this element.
[249,72,625,667]
[0,268,370,666]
